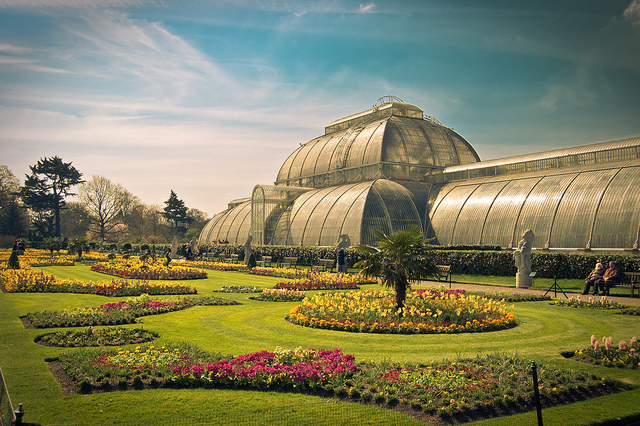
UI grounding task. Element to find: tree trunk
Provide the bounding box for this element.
[395,277,407,311]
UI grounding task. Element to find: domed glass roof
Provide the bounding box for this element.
[275,100,480,189]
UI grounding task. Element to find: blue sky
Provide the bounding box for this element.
[1,0,639,216]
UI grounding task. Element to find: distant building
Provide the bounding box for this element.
[199,96,640,250]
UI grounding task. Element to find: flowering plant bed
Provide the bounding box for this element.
[552,295,629,310]
[248,267,308,278]
[1,269,196,296]
[36,326,158,347]
[250,289,306,302]
[274,271,370,291]
[215,286,261,293]
[569,335,639,369]
[54,345,623,422]
[94,279,197,296]
[91,259,207,280]
[23,294,238,328]
[288,289,515,334]
[622,306,640,315]
[473,291,551,302]
[187,261,249,272]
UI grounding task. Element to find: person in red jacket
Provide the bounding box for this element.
[603,261,622,295]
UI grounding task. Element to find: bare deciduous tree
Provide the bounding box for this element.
[79,176,136,242]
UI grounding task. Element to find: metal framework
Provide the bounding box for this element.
[199,97,640,249]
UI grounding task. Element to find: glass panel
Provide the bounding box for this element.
[551,169,618,248]
[429,184,478,246]
[515,174,576,249]
[320,183,369,246]
[452,181,509,245]
[592,167,640,248]
[482,178,541,248]
[345,122,383,169]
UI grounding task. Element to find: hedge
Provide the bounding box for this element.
[198,244,640,279]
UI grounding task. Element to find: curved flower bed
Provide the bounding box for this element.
[62,345,357,392]
[91,259,207,280]
[571,335,639,369]
[36,326,158,347]
[215,286,261,293]
[188,261,249,272]
[274,271,370,291]
[553,295,629,310]
[1,269,196,296]
[57,344,618,420]
[288,289,515,334]
[250,289,306,302]
[24,294,238,328]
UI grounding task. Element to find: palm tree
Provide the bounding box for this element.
[68,238,91,260]
[355,225,439,311]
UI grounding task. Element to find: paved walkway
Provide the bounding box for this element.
[414,280,640,307]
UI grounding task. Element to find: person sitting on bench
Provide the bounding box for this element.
[582,262,605,295]
[603,261,622,296]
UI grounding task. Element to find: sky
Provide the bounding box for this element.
[1,0,640,217]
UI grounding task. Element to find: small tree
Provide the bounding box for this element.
[68,238,90,259]
[43,237,62,255]
[163,190,192,235]
[7,250,20,269]
[355,225,439,311]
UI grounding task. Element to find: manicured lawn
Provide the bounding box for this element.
[1,265,639,425]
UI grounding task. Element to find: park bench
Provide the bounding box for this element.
[230,254,239,263]
[614,272,640,298]
[260,256,273,267]
[313,258,335,272]
[281,257,298,269]
[437,265,452,288]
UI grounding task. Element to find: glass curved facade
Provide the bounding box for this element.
[268,179,426,246]
[275,103,480,189]
[428,159,640,249]
[199,98,640,249]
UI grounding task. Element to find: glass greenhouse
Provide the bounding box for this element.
[199,96,640,250]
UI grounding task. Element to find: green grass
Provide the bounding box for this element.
[2,266,640,425]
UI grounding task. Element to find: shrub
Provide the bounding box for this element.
[7,250,19,269]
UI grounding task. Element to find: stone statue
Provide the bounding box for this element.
[243,234,253,265]
[189,237,199,257]
[335,234,351,249]
[514,229,534,287]
[171,236,178,259]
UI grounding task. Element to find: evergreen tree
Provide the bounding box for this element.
[163,190,192,234]
[20,156,83,238]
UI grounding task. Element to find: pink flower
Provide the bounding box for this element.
[594,341,600,351]
[590,335,596,347]
[619,341,628,350]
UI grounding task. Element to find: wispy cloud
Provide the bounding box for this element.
[358,3,375,13]
[0,0,160,7]
[624,0,640,26]
[0,43,31,54]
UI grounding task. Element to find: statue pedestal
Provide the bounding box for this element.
[516,273,532,288]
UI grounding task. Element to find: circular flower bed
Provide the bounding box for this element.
[36,326,158,347]
[288,289,515,334]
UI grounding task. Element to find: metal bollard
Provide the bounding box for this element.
[14,402,25,426]
[531,362,543,426]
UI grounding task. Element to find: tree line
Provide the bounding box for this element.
[0,157,209,248]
